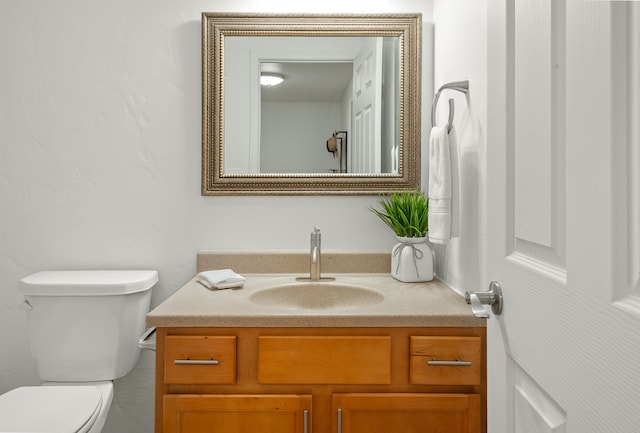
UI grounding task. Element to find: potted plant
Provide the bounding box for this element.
[371,190,433,282]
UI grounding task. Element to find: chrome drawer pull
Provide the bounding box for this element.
[427,358,472,367]
[337,408,342,433]
[303,409,309,433]
[174,358,220,365]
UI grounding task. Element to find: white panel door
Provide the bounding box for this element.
[487,1,640,433]
[351,38,382,173]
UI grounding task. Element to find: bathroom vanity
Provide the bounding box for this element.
[147,254,486,433]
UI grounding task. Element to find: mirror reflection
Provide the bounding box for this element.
[224,36,400,175]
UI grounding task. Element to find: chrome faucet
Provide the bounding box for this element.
[297,226,335,282]
[310,226,321,281]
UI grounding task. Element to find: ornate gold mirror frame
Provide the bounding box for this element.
[202,13,421,195]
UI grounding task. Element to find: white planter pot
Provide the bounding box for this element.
[391,236,434,282]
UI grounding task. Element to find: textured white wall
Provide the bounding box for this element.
[0,1,435,433]
[431,0,488,296]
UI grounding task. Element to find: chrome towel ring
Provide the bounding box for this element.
[431,80,469,133]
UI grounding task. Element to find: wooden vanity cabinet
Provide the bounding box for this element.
[155,327,486,433]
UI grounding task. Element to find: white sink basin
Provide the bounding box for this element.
[249,282,385,310]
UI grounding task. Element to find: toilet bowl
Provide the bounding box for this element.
[0,382,113,433]
[0,270,158,433]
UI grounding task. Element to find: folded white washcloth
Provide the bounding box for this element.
[196,269,245,290]
[428,125,460,244]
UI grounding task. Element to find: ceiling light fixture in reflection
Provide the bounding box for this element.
[260,73,285,87]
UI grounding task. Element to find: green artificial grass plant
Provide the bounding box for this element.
[370,190,429,238]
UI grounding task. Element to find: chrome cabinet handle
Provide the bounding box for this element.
[337,408,342,433]
[427,358,472,367]
[303,409,309,433]
[174,358,220,365]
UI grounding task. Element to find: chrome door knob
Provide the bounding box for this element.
[465,281,504,316]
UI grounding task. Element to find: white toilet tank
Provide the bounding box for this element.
[20,270,158,382]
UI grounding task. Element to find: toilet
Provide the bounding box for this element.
[0,270,158,433]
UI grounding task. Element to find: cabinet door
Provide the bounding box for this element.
[333,393,480,433]
[164,394,311,433]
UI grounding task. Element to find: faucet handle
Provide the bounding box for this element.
[311,226,321,245]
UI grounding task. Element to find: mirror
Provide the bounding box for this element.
[202,13,422,195]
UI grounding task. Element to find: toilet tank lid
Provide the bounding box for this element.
[20,270,158,296]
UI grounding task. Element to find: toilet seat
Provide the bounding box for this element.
[0,386,102,433]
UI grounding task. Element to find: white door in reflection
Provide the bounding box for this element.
[351,37,382,174]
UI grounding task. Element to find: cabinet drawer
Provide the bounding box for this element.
[164,335,236,384]
[258,336,391,384]
[410,336,481,385]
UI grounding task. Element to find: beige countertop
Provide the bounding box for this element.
[146,273,486,328]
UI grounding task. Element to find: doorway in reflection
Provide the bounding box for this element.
[225,36,399,175]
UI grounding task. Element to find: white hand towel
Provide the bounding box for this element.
[449,125,460,238]
[196,269,245,290]
[428,125,460,244]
